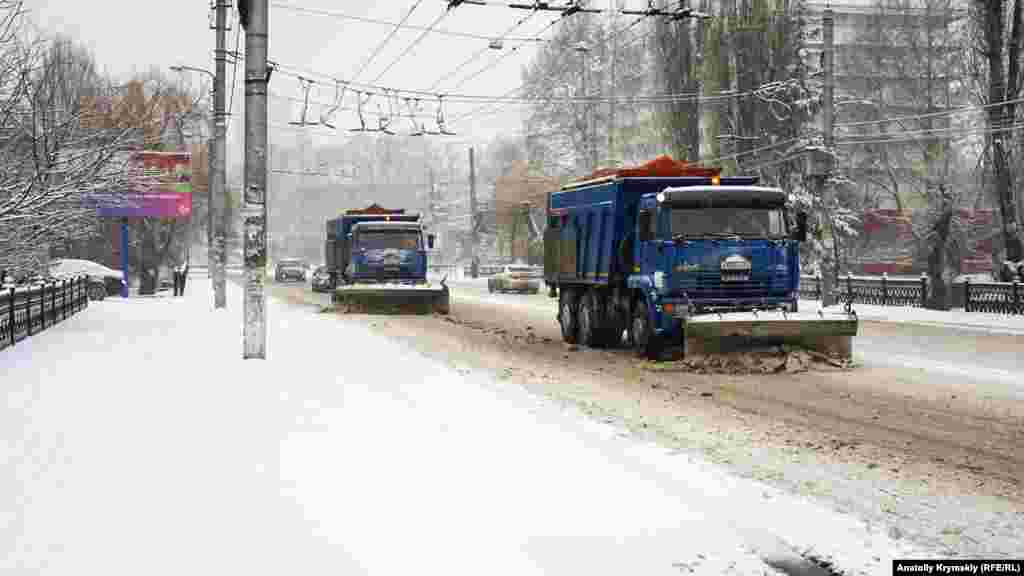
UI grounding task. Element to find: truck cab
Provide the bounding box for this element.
[631,185,808,317]
[344,221,435,284]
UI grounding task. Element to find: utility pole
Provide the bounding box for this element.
[213,0,229,308]
[520,202,531,264]
[575,41,593,172]
[819,8,837,307]
[469,147,478,278]
[608,0,616,167]
[239,0,269,358]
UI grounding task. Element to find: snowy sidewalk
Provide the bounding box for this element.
[801,299,1024,335]
[2,276,939,575]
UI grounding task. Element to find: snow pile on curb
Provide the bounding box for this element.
[803,300,1024,334]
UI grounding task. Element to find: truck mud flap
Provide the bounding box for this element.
[331,284,450,315]
[682,310,859,361]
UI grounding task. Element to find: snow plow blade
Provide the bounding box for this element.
[682,310,859,360]
[331,283,451,315]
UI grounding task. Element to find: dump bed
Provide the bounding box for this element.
[544,176,757,286]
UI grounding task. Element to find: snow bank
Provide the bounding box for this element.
[48,258,124,280]
[804,299,1024,335]
[1,278,941,574]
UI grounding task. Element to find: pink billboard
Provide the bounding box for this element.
[86,151,192,218]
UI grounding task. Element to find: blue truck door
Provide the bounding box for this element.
[596,206,609,281]
[637,208,656,276]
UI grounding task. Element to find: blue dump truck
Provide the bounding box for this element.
[325,203,449,314]
[543,165,858,360]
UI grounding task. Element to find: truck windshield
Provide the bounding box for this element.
[670,208,786,238]
[356,231,421,250]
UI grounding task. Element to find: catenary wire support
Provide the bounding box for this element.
[348,90,378,132]
[319,80,347,129]
[435,95,456,136]
[289,75,316,126]
[405,97,425,136]
[377,88,397,135]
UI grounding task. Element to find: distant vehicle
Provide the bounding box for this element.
[488,264,540,294]
[324,204,449,314]
[311,266,332,292]
[275,258,307,283]
[48,258,127,301]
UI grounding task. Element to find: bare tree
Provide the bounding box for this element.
[972,0,1024,280]
[0,6,138,278]
[841,0,973,307]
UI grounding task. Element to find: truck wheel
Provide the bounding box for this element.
[632,300,662,361]
[558,289,578,344]
[578,291,600,348]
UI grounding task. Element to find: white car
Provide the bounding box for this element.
[48,259,127,300]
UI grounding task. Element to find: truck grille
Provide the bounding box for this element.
[680,274,770,297]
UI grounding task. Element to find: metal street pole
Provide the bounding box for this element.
[213,0,228,309]
[240,0,269,359]
[575,42,592,172]
[821,8,836,307]
[171,64,216,284]
[469,147,478,278]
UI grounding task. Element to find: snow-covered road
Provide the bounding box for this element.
[0,277,937,575]
[444,277,1024,399]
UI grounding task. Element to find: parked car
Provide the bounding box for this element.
[311,266,332,292]
[274,258,308,283]
[488,264,540,294]
[47,259,127,301]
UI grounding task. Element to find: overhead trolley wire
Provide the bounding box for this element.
[445,10,566,93]
[450,14,657,122]
[426,5,541,92]
[350,0,426,83]
[269,2,546,44]
[369,6,453,85]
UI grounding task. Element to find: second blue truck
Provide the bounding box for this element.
[543,168,858,360]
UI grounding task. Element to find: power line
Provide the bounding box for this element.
[350,0,426,83]
[269,90,435,119]
[269,2,546,44]
[836,122,1024,146]
[369,7,452,85]
[425,6,540,92]
[834,95,1024,129]
[272,63,772,105]
[446,11,564,93]
[451,13,650,122]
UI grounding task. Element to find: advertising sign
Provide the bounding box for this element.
[85,151,192,218]
[854,209,996,275]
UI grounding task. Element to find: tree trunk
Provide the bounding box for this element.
[926,204,953,310]
[982,0,1024,264]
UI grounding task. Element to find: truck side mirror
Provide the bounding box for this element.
[792,211,808,242]
[427,234,435,249]
[638,211,653,242]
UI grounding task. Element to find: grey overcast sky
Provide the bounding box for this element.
[28,1,548,155]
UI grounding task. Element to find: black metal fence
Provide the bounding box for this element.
[799,273,1024,315]
[0,276,90,352]
[962,278,1024,315]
